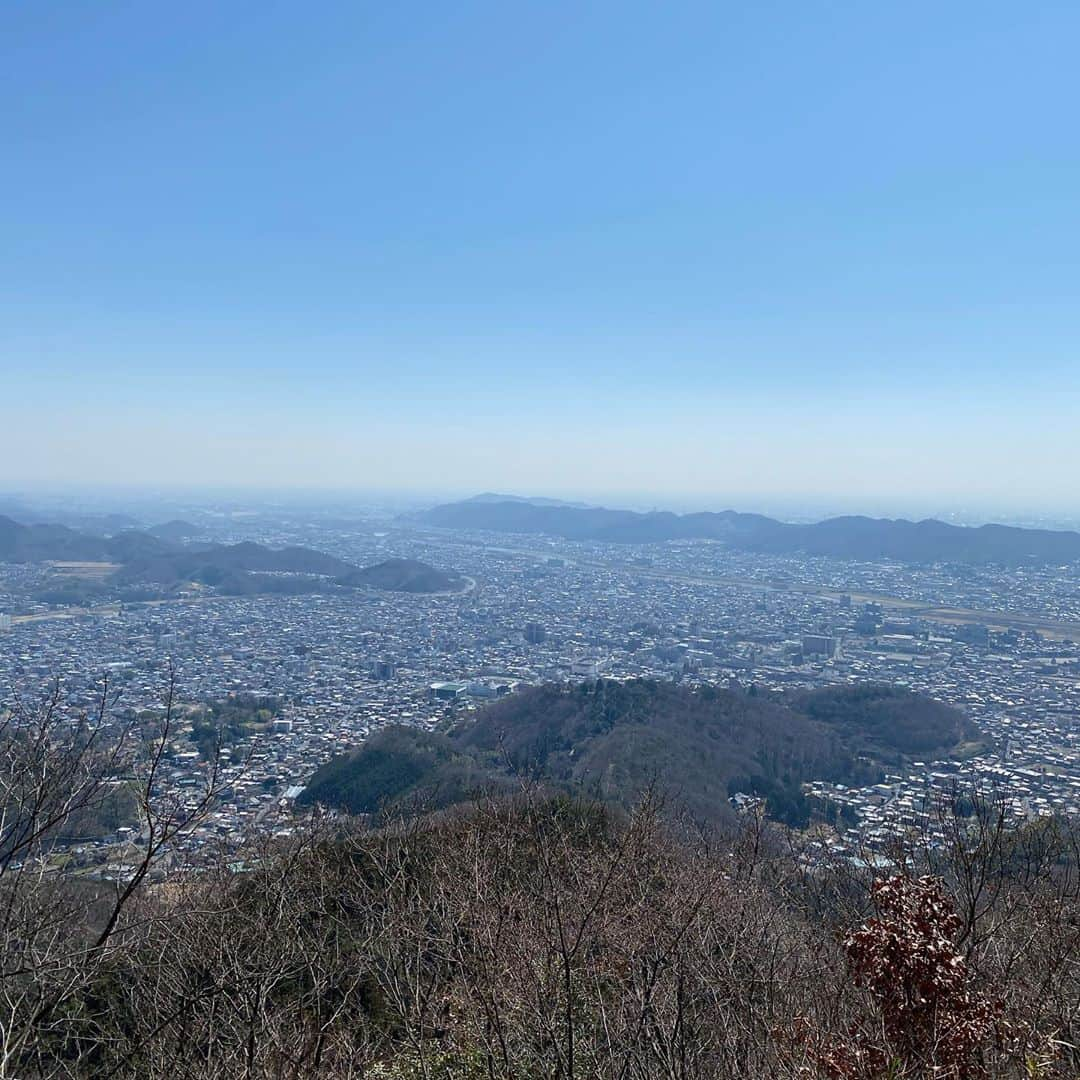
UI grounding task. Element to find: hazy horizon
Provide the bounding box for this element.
[5,3,1079,502]
[5,482,1080,532]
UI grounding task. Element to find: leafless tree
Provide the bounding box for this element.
[0,665,230,1077]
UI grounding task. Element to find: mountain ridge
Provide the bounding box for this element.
[0,516,462,597]
[337,557,467,594]
[419,499,1080,564]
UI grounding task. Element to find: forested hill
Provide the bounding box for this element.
[0,515,136,562]
[419,497,1080,565]
[0,515,464,598]
[300,680,974,826]
[336,558,467,594]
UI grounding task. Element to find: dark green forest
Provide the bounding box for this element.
[301,680,975,827]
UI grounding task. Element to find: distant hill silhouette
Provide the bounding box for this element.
[0,502,141,533]
[0,515,464,600]
[465,492,597,509]
[336,557,467,594]
[300,680,973,826]
[421,498,1080,565]
[147,519,201,541]
[102,530,178,563]
[111,541,357,593]
[0,516,174,563]
[116,547,463,595]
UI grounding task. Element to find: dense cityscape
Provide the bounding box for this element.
[3,495,1079,880]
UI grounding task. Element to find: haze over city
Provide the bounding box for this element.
[6,8,1080,1077]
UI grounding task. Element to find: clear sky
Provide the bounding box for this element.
[4,1,1079,509]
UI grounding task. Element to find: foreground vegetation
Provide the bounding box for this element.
[2,676,1077,1078]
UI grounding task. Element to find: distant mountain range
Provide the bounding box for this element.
[110,539,357,593]
[420,498,1080,565]
[0,516,148,563]
[0,498,142,534]
[300,679,973,827]
[0,516,464,598]
[464,492,597,509]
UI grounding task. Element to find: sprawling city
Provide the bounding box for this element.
[6,3,1080,1074]
[4,492,1079,882]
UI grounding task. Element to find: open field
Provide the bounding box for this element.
[44,561,120,580]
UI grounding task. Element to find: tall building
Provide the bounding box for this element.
[802,634,838,658]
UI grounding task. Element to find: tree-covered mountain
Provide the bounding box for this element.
[0,515,464,599]
[465,492,598,509]
[146,519,201,541]
[420,497,1080,565]
[113,541,356,587]
[0,515,169,563]
[299,726,514,815]
[786,684,972,762]
[336,558,467,594]
[113,547,465,596]
[300,680,974,826]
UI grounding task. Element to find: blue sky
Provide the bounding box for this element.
[3,1,1079,507]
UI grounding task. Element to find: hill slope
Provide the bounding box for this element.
[336,558,467,594]
[0,515,466,600]
[116,548,464,595]
[146,520,201,541]
[300,680,973,825]
[110,541,356,590]
[0,516,171,562]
